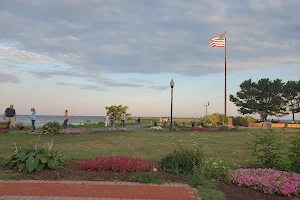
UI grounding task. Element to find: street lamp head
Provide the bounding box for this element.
[170,79,175,88]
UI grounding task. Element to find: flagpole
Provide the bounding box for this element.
[224,31,227,125]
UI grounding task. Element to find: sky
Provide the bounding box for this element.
[0,0,300,118]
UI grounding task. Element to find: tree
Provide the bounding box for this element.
[229,78,286,121]
[105,105,132,121]
[283,80,300,122]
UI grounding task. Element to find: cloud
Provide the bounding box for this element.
[56,81,106,91]
[149,85,168,91]
[0,44,51,64]
[131,79,154,84]
[28,70,79,78]
[0,72,20,83]
[102,81,143,87]
[0,0,299,77]
[0,64,16,68]
[80,85,106,91]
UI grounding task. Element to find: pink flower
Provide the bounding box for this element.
[230,168,300,197]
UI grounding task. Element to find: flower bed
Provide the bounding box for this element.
[230,168,300,197]
[78,156,158,172]
[60,129,88,135]
[150,126,162,131]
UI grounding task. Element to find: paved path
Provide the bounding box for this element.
[0,180,201,200]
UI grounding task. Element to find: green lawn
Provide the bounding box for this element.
[0,129,297,164]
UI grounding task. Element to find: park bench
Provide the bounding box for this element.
[271,123,286,128]
[0,122,10,133]
[287,124,300,129]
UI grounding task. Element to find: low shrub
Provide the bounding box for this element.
[120,128,128,132]
[150,126,162,131]
[288,132,300,173]
[247,130,284,169]
[218,125,231,131]
[230,168,300,197]
[203,157,241,180]
[202,123,211,128]
[77,156,157,172]
[41,121,61,134]
[189,165,205,187]
[129,171,164,184]
[3,140,64,173]
[169,126,178,131]
[160,144,204,175]
[60,129,87,135]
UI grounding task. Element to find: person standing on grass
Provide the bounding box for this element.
[109,113,115,129]
[64,110,69,129]
[121,112,126,127]
[3,104,16,131]
[29,108,36,132]
[105,114,109,127]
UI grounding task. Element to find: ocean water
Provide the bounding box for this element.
[1,115,106,127]
[1,115,297,127]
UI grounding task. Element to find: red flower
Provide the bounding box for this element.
[77,156,157,172]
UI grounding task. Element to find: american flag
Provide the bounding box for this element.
[210,33,226,48]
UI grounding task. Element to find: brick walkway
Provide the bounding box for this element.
[0,180,201,200]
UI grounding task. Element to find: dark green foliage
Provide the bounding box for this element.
[129,171,164,184]
[288,132,300,173]
[189,164,205,187]
[41,121,61,134]
[3,142,64,173]
[247,130,284,168]
[283,80,300,122]
[160,144,204,175]
[230,78,286,121]
[232,116,248,126]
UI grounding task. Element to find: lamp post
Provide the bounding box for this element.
[204,102,210,116]
[170,79,175,128]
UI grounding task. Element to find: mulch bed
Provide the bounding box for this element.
[0,160,297,200]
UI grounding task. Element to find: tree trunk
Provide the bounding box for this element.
[293,112,295,122]
[260,113,268,122]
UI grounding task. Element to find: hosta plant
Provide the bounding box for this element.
[150,126,162,131]
[3,140,65,173]
[41,121,61,134]
[78,156,157,172]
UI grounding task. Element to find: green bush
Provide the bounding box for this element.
[176,123,183,128]
[189,164,205,187]
[41,121,60,134]
[218,125,231,131]
[160,143,204,175]
[200,115,218,124]
[3,141,65,173]
[233,116,247,126]
[202,123,210,128]
[247,130,284,169]
[244,115,256,125]
[203,157,240,180]
[129,171,164,184]
[288,132,300,173]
